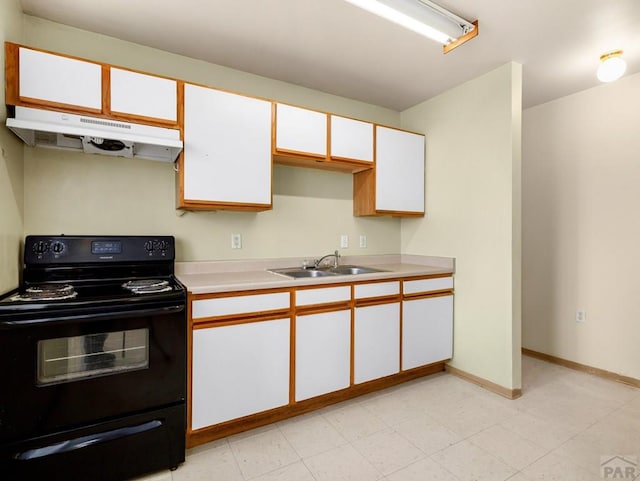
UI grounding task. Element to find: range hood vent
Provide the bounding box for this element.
[6,106,183,162]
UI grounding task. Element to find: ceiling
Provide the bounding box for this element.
[19,0,640,111]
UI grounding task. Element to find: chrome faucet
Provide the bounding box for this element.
[314,250,340,269]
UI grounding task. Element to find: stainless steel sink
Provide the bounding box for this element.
[329,265,386,275]
[270,268,339,278]
[269,265,386,279]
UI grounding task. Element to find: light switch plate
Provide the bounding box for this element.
[340,235,349,248]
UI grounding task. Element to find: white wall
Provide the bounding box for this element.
[21,17,402,261]
[0,0,24,295]
[401,63,523,391]
[523,71,640,380]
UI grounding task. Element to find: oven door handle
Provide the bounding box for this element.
[15,419,163,461]
[1,304,185,326]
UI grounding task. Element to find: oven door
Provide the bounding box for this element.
[0,301,186,444]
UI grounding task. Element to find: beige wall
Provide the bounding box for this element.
[400,63,523,390]
[0,0,24,295]
[523,71,640,380]
[21,17,402,261]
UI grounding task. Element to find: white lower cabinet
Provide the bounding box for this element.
[354,303,400,383]
[295,309,351,401]
[191,318,290,430]
[402,295,453,370]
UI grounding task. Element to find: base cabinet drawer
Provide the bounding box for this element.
[295,310,351,401]
[402,295,453,370]
[354,303,400,383]
[191,318,290,429]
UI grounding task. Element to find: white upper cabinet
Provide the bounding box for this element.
[18,47,102,111]
[110,68,177,123]
[375,126,425,214]
[330,115,373,163]
[275,103,327,157]
[181,84,272,208]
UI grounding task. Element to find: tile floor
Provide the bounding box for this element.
[136,356,640,481]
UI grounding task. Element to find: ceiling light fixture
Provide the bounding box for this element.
[597,50,627,82]
[344,0,478,53]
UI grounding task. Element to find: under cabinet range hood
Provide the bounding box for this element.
[6,106,183,162]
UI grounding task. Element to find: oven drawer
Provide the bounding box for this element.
[0,403,185,481]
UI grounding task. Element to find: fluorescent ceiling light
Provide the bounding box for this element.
[597,50,627,83]
[345,0,477,51]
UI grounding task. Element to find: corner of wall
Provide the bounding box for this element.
[398,62,523,391]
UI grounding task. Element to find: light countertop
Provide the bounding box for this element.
[176,254,454,294]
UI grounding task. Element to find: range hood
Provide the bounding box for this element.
[6,106,183,162]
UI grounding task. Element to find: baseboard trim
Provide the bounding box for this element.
[445,365,522,399]
[522,348,640,388]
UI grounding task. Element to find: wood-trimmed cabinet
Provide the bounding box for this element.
[273,103,375,173]
[186,274,452,447]
[190,290,291,432]
[178,83,273,211]
[402,276,454,370]
[5,43,179,127]
[354,125,425,217]
[294,285,352,401]
[353,281,401,383]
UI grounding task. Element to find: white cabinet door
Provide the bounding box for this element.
[330,115,373,163]
[275,103,327,157]
[110,68,177,122]
[402,295,453,370]
[354,303,400,384]
[183,84,272,205]
[295,310,351,401]
[191,318,290,429]
[19,47,102,111]
[375,126,425,213]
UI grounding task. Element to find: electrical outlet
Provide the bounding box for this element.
[576,310,586,323]
[359,235,367,248]
[340,235,349,248]
[231,234,242,249]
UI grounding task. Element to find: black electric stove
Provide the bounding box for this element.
[0,235,187,481]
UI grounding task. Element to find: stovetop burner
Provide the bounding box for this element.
[11,284,78,302]
[122,279,172,294]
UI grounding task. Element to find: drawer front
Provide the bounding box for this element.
[296,286,351,306]
[192,292,290,319]
[354,281,399,299]
[403,277,453,295]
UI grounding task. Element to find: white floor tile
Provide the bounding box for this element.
[351,428,425,475]
[321,402,389,442]
[250,460,316,481]
[520,452,602,481]
[386,457,462,481]
[431,440,517,481]
[228,426,300,480]
[277,412,349,458]
[468,424,549,470]
[394,415,461,456]
[304,443,383,481]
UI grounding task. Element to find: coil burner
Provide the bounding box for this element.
[122,279,172,294]
[12,284,78,301]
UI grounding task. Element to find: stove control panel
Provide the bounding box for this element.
[25,236,176,264]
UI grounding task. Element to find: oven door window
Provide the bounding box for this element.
[37,328,149,385]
